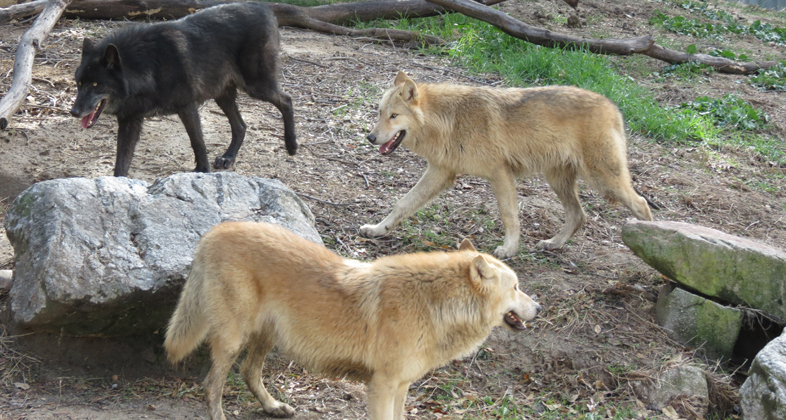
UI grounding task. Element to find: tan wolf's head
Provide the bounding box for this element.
[459,239,542,331]
[366,71,422,155]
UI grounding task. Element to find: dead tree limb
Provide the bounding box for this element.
[426,0,778,74]
[61,0,504,46]
[63,0,505,22]
[0,0,72,130]
[59,0,504,46]
[0,0,47,24]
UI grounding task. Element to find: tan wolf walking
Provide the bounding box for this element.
[363,71,653,258]
[164,221,541,420]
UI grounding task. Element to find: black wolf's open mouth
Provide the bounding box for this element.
[379,130,405,155]
[81,99,106,129]
[504,310,527,331]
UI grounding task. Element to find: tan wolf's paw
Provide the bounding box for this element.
[263,401,295,418]
[360,223,388,238]
[493,245,517,259]
[535,239,562,251]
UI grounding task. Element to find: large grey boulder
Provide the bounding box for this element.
[622,220,786,320]
[655,284,743,361]
[4,172,320,336]
[632,365,709,416]
[741,331,786,420]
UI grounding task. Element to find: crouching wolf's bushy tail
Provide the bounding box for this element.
[164,257,210,363]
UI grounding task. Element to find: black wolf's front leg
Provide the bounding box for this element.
[177,104,210,173]
[114,116,144,177]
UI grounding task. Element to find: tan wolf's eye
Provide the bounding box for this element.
[93,82,98,87]
[390,113,398,119]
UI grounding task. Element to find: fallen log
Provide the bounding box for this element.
[0,0,72,130]
[426,0,778,74]
[63,0,504,22]
[0,0,47,24]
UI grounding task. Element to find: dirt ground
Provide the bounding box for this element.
[1,0,785,419]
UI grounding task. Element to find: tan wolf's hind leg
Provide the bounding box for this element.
[538,166,586,250]
[600,176,653,222]
[204,338,244,420]
[241,332,295,417]
[584,144,654,222]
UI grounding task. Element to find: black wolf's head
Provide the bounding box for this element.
[70,38,126,128]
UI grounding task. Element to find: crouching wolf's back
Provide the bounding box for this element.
[164,221,541,420]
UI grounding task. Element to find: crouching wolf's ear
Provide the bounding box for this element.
[469,255,497,291]
[458,238,477,252]
[394,70,408,86]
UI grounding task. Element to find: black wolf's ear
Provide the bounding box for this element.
[458,238,477,252]
[400,79,419,103]
[104,44,122,70]
[393,71,408,86]
[82,38,94,55]
[469,255,496,291]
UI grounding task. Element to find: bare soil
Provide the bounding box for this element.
[1,1,785,419]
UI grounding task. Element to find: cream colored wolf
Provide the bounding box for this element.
[164,221,541,420]
[363,71,653,258]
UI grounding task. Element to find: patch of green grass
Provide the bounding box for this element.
[655,61,715,79]
[678,93,769,130]
[651,2,786,45]
[650,10,730,39]
[749,61,786,91]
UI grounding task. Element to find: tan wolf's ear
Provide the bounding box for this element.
[400,79,419,103]
[469,255,496,290]
[458,238,477,252]
[394,71,408,86]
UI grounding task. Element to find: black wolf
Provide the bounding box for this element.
[70,3,297,177]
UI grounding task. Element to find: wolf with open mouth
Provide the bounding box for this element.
[165,221,541,420]
[363,71,653,258]
[70,2,297,177]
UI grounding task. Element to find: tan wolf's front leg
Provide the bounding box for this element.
[393,382,411,420]
[367,375,399,420]
[361,164,455,237]
[488,170,521,259]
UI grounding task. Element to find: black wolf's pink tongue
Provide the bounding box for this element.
[379,138,395,154]
[81,110,96,129]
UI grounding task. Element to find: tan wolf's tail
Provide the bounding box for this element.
[164,258,210,363]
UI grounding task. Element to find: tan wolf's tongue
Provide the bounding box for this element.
[379,138,395,154]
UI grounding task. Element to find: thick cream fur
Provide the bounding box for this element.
[164,222,540,420]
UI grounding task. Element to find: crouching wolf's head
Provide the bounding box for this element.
[366,71,424,155]
[70,39,125,129]
[458,239,541,331]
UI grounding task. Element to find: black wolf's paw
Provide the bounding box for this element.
[286,141,298,156]
[213,155,236,170]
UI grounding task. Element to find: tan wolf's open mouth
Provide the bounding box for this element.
[379,130,405,155]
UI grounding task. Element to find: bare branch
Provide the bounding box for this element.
[0,0,73,130]
[426,0,778,74]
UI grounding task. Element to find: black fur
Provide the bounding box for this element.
[70,3,297,177]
